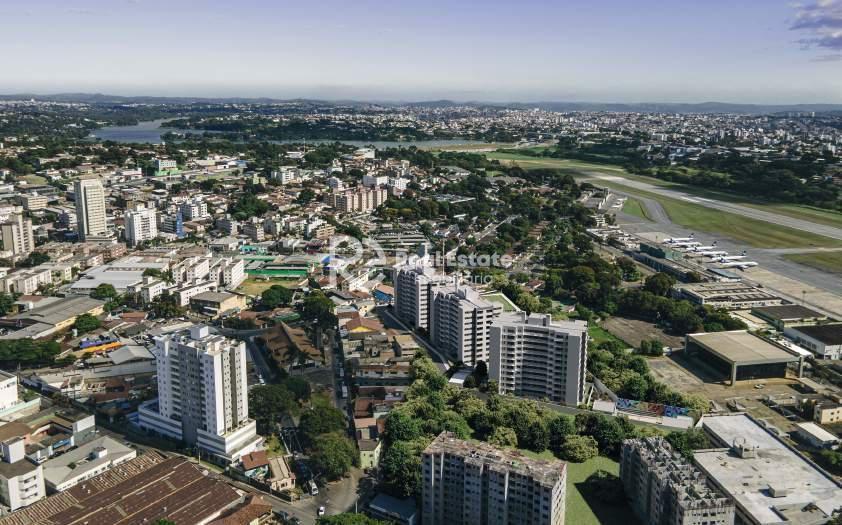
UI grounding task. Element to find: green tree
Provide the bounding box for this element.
[0,292,15,315]
[384,411,422,444]
[261,285,294,308]
[380,439,425,498]
[149,292,185,319]
[90,283,119,301]
[309,432,356,480]
[302,290,336,329]
[548,415,576,455]
[248,384,300,434]
[560,435,598,462]
[299,405,346,445]
[665,429,711,459]
[643,272,675,297]
[73,313,101,334]
[488,427,518,448]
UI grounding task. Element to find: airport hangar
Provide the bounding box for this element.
[685,331,803,385]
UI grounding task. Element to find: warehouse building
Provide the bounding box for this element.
[751,304,828,330]
[673,282,782,310]
[783,323,842,360]
[695,414,842,525]
[685,331,801,385]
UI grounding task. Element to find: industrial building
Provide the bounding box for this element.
[783,323,842,360]
[673,282,782,310]
[489,312,588,406]
[0,295,106,340]
[422,432,567,525]
[695,414,842,525]
[685,331,801,385]
[620,437,735,525]
[751,304,829,330]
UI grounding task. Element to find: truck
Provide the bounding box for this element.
[308,479,318,496]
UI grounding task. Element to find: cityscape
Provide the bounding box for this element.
[0,1,841,525]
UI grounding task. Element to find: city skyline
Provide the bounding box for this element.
[1,0,841,103]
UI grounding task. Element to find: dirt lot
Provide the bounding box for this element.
[600,317,684,348]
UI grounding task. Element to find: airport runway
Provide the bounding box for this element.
[587,172,842,241]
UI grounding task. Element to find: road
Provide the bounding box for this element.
[588,172,842,241]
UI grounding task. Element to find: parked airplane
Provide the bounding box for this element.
[719,261,758,269]
[702,251,728,257]
[664,234,694,244]
[689,245,716,251]
[719,255,747,261]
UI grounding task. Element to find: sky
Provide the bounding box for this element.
[1,0,841,103]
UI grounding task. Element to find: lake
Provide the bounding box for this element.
[91,119,495,149]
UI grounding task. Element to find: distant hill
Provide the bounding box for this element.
[1,92,841,115]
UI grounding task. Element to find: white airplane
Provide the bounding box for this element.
[702,251,729,257]
[689,245,716,251]
[719,261,758,269]
[673,241,702,248]
[719,255,747,261]
[664,234,695,244]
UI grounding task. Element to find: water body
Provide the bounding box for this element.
[92,119,494,149]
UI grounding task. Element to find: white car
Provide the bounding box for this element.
[318,506,326,516]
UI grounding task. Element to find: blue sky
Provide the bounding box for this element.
[1,0,841,103]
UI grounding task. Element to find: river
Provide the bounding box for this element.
[91,119,496,149]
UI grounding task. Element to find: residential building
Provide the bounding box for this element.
[331,187,388,213]
[814,402,842,425]
[394,258,449,332]
[422,432,567,525]
[124,205,158,247]
[0,213,34,260]
[74,179,108,240]
[430,284,499,366]
[489,312,588,406]
[620,437,734,525]
[180,198,209,220]
[138,325,261,463]
[0,437,45,511]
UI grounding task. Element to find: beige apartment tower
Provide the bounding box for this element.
[74,178,107,240]
[422,432,567,525]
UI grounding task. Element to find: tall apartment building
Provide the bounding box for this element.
[74,178,108,240]
[620,437,734,525]
[422,432,567,525]
[489,312,588,406]
[0,213,34,260]
[430,285,499,366]
[124,206,158,247]
[394,259,450,332]
[331,187,388,213]
[138,325,261,463]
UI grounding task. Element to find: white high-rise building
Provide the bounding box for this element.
[0,213,34,260]
[430,285,500,366]
[394,258,450,332]
[74,179,107,240]
[489,312,588,406]
[124,206,158,247]
[138,325,261,463]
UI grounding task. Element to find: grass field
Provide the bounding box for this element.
[235,278,300,296]
[783,251,842,275]
[486,151,842,235]
[482,292,519,311]
[588,325,630,348]
[21,174,47,185]
[621,198,651,221]
[565,456,633,525]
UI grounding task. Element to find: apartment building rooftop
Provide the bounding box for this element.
[424,432,565,487]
